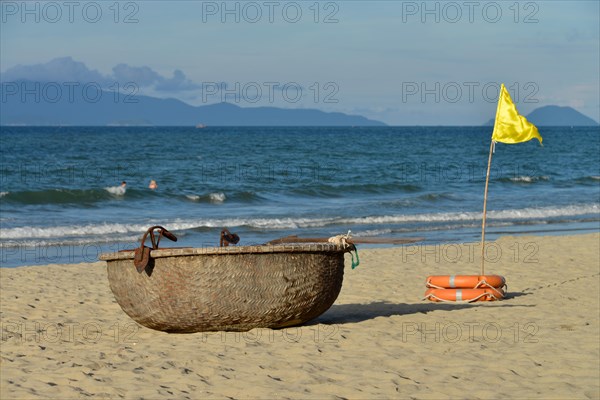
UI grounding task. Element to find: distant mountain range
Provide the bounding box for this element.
[1,80,598,127]
[0,81,385,126]
[484,105,598,126]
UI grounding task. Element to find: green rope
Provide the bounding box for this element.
[350,246,360,269]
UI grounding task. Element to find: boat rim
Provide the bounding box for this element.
[99,243,348,261]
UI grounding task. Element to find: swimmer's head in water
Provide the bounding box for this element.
[149,180,157,190]
[121,181,127,187]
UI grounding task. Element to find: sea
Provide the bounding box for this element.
[0,126,598,267]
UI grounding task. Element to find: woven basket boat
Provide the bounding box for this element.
[99,242,348,333]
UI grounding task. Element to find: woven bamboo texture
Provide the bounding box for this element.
[100,244,346,333]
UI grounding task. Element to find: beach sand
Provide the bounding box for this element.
[1,233,599,399]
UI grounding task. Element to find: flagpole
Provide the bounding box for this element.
[480,140,494,275]
[481,84,504,275]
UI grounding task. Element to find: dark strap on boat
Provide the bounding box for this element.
[220,228,240,247]
[133,226,178,273]
[134,246,151,273]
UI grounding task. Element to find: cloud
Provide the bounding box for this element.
[1,57,200,93]
[1,57,109,85]
[111,63,162,87]
[155,69,200,91]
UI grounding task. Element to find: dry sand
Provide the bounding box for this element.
[1,233,599,399]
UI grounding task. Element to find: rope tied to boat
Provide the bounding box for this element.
[328,230,360,269]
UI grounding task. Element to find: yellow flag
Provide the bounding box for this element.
[492,84,542,145]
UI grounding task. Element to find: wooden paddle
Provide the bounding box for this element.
[266,235,424,245]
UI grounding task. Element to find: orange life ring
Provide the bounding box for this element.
[424,288,505,302]
[426,275,505,289]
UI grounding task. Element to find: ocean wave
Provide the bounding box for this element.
[209,192,226,203]
[290,182,422,198]
[184,192,227,203]
[499,176,550,184]
[1,187,250,205]
[2,204,598,241]
[105,185,126,196]
[185,191,260,203]
[353,228,393,237]
[417,193,461,201]
[1,188,119,204]
[490,204,599,219]
[575,176,600,184]
[0,223,147,240]
[339,204,599,225]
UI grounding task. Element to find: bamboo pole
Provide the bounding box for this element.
[480,140,495,275]
[481,84,505,275]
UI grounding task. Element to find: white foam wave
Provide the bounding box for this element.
[185,193,226,203]
[353,229,393,237]
[339,204,599,225]
[490,204,599,219]
[0,222,150,240]
[209,192,226,203]
[509,176,550,183]
[105,185,126,196]
[0,192,8,198]
[1,204,598,240]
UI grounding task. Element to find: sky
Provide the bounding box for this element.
[1,0,599,125]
